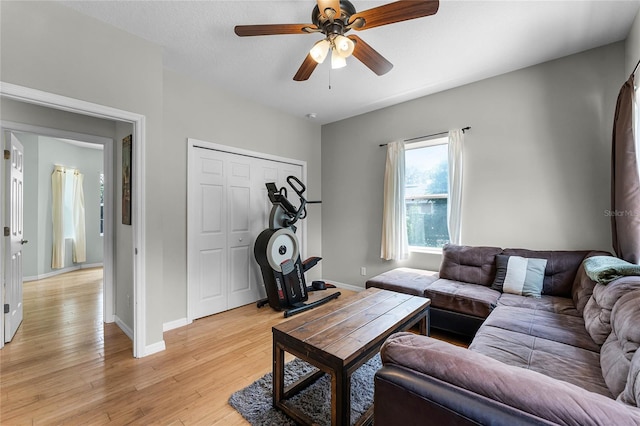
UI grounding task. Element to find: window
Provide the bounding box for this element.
[63,171,75,239]
[99,173,104,236]
[405,137,450,249]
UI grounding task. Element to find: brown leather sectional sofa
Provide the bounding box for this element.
[366,244,640,425]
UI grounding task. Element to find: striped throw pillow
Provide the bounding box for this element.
[492,255,547,298]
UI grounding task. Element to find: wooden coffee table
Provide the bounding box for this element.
[272,287,430,426]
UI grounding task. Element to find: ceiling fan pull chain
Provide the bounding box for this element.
[329,66,332,90]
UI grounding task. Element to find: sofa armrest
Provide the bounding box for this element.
[381,333,640,426]
[375,365,554,425]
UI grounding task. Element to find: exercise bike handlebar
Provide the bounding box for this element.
[286,175,306,197]
[265,176,309,228]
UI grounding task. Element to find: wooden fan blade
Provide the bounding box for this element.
[350,0,439,31]
[317,0,341,19]
[348,35,393,76]
[293,53,319,81]
[234,24,314,37]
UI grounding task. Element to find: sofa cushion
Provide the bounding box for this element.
[583,276,640,345]
[469,325,610,396]
[501,249,590,297]
[497,293,580,317]
[424,278,500,319]
[439,244,502,287]
[572,251,610,315]
[479,305,599,352]
[365,267,439,296]
[619,350,640,408]
[492,255,547,297]
[601,290,640,398]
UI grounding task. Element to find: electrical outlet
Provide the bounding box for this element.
[360,267,366,276]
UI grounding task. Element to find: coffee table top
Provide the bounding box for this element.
[273,287,430,369]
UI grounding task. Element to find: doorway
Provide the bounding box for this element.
[0,82,148,357]
[4,128,111,328]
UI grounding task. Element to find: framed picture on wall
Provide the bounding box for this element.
[122,134,132,225]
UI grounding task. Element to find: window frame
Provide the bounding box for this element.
[404,136,450,253]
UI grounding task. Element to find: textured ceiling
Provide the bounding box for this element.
[59,1,640,124]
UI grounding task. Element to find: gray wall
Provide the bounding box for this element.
[19,134,104,278]
[321,42,625,288]
[115,121,135,330]
[626,7,640,75]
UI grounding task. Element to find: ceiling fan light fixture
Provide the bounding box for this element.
[334,35,355,58]
[310,39,331,63]
[331,48,347,69]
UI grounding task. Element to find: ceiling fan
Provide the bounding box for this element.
[234,0,440,81]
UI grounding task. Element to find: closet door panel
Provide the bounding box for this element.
[227,157,259,309]
[191,151,227,318]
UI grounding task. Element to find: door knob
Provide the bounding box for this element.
[21,239,28,245]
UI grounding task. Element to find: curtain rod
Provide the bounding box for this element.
[379,126,471,147]
[633,57,640,76]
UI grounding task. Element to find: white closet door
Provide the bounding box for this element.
[227,157,257,310]
[189,144,304,320]
[191,149,227,318]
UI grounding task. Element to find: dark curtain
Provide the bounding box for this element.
[611,74,640,264]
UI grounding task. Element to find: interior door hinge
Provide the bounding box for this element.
[4,304,9,314]
[3,150,9,160]
[3,227,9,237]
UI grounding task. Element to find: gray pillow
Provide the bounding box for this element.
[492,255,547,298]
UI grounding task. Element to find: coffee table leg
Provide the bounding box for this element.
[419,308,431,336]
[273,340,285,408]
[332,369,351,426]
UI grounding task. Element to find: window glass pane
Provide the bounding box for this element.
[100,173,104,236]
[405,142,450,248]
[63,172,74,239]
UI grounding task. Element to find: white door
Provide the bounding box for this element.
[191,149,227,318]
[4,133,25,342]
[188,144,304,320]
[226,157,256,309]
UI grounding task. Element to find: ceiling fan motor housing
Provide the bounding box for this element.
[312,0,357,35]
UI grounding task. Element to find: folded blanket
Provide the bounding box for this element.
[583,256,640,284]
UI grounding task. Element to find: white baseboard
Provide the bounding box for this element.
[324,280,365,292]
[114,315,134,341]
[144,340,166,357]
[24,263,104,282]
[115,315,166,357]
[163,317,191,332]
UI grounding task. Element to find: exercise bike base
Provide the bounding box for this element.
[283,292,341,318]
[256,298,270,308]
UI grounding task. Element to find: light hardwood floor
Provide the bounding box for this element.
[0,268,466,425]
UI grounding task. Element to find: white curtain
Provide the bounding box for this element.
[51,166,66,269]
[448,129,464,245]
[72,171,86,263]
[381,141,409,260]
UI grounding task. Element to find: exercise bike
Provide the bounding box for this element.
[254,176,340,318]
